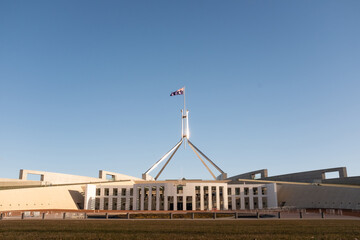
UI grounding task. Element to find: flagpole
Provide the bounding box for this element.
[183,86,186,149]
[183,86,186,114]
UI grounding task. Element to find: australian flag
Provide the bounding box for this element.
[170,87,184,96]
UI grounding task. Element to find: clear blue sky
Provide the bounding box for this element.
[1,0,359,180]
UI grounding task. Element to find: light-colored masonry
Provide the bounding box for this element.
[84,181,278,211]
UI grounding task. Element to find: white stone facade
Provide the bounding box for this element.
[85,181,277,211]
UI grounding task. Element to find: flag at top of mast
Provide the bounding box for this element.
[170,87,184,96]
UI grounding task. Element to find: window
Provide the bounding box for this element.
[236,197,241,210]
[121,188,127,196]
[228,197,232,210]
[177,185,183,194]
[106,174,115,181]
[130,188,133,196]
[95,198,100,210]
[121,198,126,210]
[227,188,232,195]
[262,197,267,208]
[244,188,249,196]
[104,198,109,210]
[113,188,118,196]
[261,187,267,195]
[112,198,117,210]
[253,197,258,209]
[96,188,100,196]
[104,188,109,196]
[235,188,240,195]
[253,188,258,195]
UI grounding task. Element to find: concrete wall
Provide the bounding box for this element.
[0,185,85,211]
[277,183,360,210]
[19,169,103,185]
[227,169,268,181]
[322,176,360,186]
[263,167,347,183]
[98,170,143,181]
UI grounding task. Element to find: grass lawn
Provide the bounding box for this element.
[0,220,359,239]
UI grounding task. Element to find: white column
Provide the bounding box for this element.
[258,187,263,209]
[140,187,145,211]
[156,186,160,211]
[84,184,96,210]
[216,186,220,210]
[240,187,245,210]
[133,187,138,211]
[117,196,121,210]
[148,186,152,211]
[208,186,212,210]
[223,186,228,210]
[174,195,177,211]
[108,195,113,211]
[249,187,254,210]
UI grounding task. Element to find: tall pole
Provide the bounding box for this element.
[183,86,186,114]
[183,86,186,148]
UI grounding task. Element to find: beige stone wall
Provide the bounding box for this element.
[0,185,85,211]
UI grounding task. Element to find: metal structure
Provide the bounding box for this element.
[142,87,227,180]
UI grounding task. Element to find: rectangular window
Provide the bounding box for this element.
[177,196,183,210]
[129,198,133,210]
[186,196,192,211]
[130,188,133,196]
[244,188,249,196]
[219,187,224,210]
[227,188,232,195]
[196,191,201,211]
[204,186,209,210]
[235,188,240,195]
[160,187,165,211]
[121,188,127,196]
[113,188,118,196]
[253,188,258,195]
[168,196,174,210]
[112,198,117,210]
[177,185,183,194]
[261,187,267,195]
[195,186,200,194]
[104,188,109,196]
[96,188,101,196]
[228,197,232,210]
[121,198,126,210]
[104,198,109,210]
[236,197,241,210]
[212,186,217,210]
[244,197,250,209]
[95,198,100,210]
[262,197,267,208]
[254,197,258,209]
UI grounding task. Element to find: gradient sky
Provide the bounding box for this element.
[1,0,359,180]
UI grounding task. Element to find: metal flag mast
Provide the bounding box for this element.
[142,87,227,181]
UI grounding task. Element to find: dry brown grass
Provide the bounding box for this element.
[0,219,359,239]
